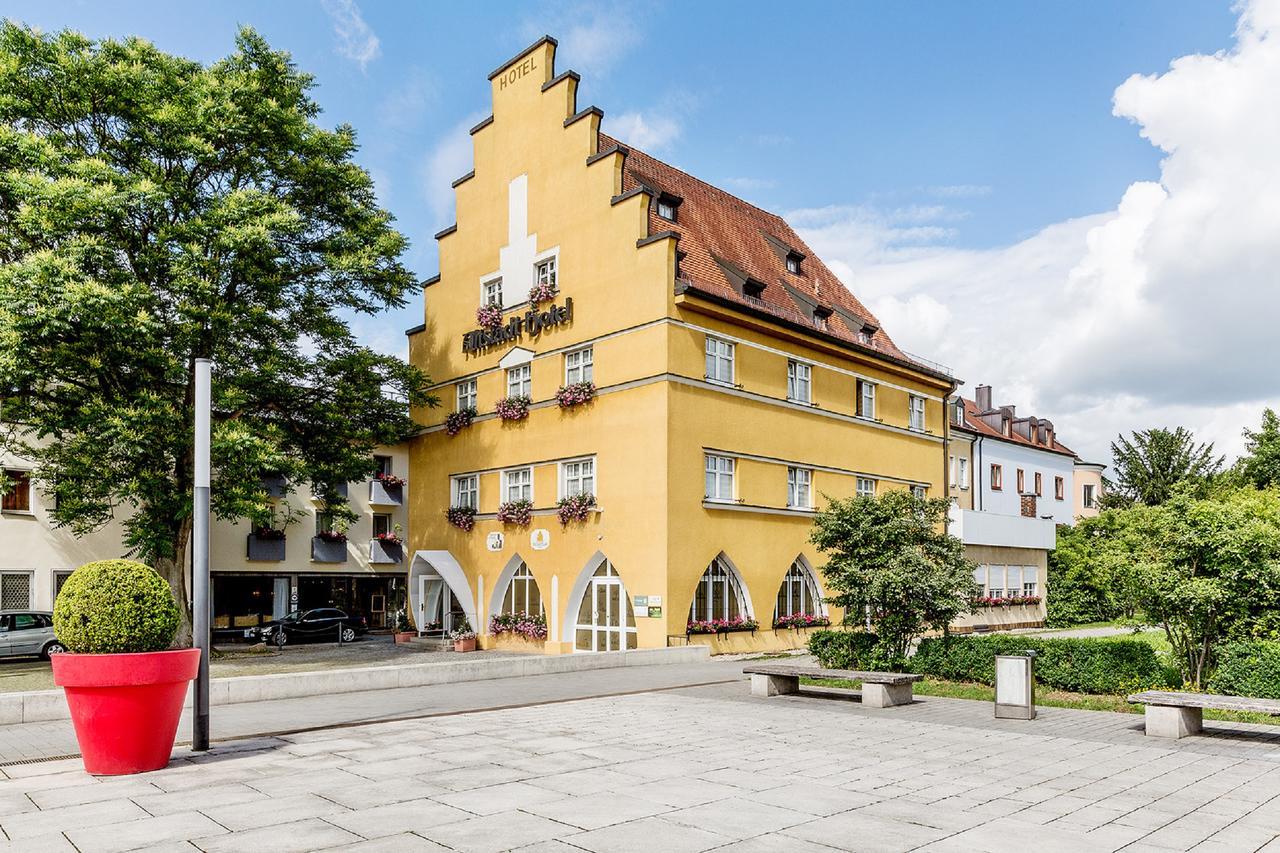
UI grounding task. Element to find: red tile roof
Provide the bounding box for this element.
[955,397,1079,458]
[599,133,929,371]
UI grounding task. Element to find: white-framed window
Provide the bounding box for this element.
[787,467,812,509]
[775,559,822,620]
[909,395,926,431]
[958,457,970,489]
[561,458,596,499]
[975,565,1038,598]
[482,277,503,307]
[565,347,593,384]
[949,456,957,487]
[1055,476,1065,501]
[786,360,811,404]
[704,454,735,502]
[857,380,876,419]
[0,572,32,610]
[1083,483,1096,509]
[705,337,735,385]
[452,474,478,510]
[506,364,531,398]
[856,477,876,498]
[1,468,32,513]
[535,256,557,291]
[786,253,802,275]
[456,379,477,412]
[53,570,72,603]
[501,562,544,616]
[1022,570,1038,596]
[657,197,678,221]
[503,467,533,503]
[688,556,747,622]
[911,485,927,498]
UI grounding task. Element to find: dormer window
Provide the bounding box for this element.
[744,279,765,299]
[656,193,680,222]
[813,306,832,331]
[786,253,803,275]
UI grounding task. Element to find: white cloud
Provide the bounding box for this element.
[790,0,1280,467]
[378,70,440,129]
[419,114,483,226]
[522,5,642,78]
[926,184,992,198]
[609,110,682,151]
[321,0,381,71]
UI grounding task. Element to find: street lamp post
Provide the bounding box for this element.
[193,358,212,751]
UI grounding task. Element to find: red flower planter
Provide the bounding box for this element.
[52,648,200,775]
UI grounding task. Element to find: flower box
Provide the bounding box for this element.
[687,616,759,635]
[446,407,477,436]
[476,302,503,330]
[370,478,404,506]
[556,493,596,525]
[773,613,831,630]
[496,396,531,421]
[446,506,477,531]
[247,530,286,561]
[972,595,1042,608]
[370,538,403,564]
[528,281,557,304]
[555,381,596,408]
[489,611,548,642]
[496,499,533,526]
[311,536,347,563]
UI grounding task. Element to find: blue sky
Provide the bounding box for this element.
[8,1,1272,463]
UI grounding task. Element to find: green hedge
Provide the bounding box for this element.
[1208,641,1280,699]
[53,560,180,654]
[912,635,1171,695]
[807,630,880,670]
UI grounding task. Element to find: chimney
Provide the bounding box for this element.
[1020,494,1037,518]
[975,385,993,412]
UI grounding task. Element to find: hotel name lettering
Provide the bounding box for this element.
[498,55,537,90]
[462,299,575,354]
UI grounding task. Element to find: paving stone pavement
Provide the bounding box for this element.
[4,676,1280,851]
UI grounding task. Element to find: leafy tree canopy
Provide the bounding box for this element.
[0,24,434,637]
[810,490,975,666]
[1238,408,1280,490]
[1108,427,1223,506]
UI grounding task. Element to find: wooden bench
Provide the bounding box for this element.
[1128,690,1280,738]
[743,664,923,708]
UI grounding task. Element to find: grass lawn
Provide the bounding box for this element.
[800,676,1280,727]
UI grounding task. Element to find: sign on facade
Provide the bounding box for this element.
[486,532,504,552]
[531,529,550,550]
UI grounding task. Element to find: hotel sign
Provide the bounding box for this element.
[462,298,574,354]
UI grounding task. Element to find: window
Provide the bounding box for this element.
[1055,476,1065,501]
[54,571,72,602]
[991,464,1003,491]
[688,556,746,622]
[374,455,393,477]
[482,277,503,307]
[565,347,593,384]
[501,562,544,616]
[656,194,679,222]
[1083,483,1097,509]
[857,380,876,419]
[705,337,735,385]
[456,379,477,412]
[776,559,823,620]
[1,469,31,513]
[0,573,31,610]
[949,456,957,487]
[1006,567,1022,597]
[786,253,803,275]
[912,485,927,498]
[506,364,531,398]
[1016,468,1025,494]
[976,565,1037,598]
[372,514,392,538]
[704,454,735,502]
[561,458,595,498]
[813,311,827,331]
[452,475,478,509]
[787,360,811,404]
[744,279,765,299]
[316,512,338,535]
[958,457,970,489]
[504,468,533,503]
[535,256,557,291]
[1023,570,1038,596]
[787,467,812,509]
[856,477,876,497]
[909,395,926,431]
[1034,472,1042,496]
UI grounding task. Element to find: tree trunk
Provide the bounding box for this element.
[153,516,194,647]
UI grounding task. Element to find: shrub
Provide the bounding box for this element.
[807,630,880,669]
[53,560,180,654]
[1208,641,1280,698]
[912,635,1171,695]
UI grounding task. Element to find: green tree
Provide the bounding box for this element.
[810,490,975,667]
[1238,409,1280,490]
[1046,512,1144,626]
[0,25,433,641]
[1109,427,1223,506]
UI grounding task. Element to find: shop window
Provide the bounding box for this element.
[500,562,544,617]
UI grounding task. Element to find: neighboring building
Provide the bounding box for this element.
[1074,460,1105,520]
[1,439,410,633]
[405,36,956,655]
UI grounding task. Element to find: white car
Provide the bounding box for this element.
[0,611,66,660]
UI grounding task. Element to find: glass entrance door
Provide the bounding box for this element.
[418,575,466,634]
[574,559,637,652]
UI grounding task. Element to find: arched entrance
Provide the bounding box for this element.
[568,556,637,652]
[408,551,477,636]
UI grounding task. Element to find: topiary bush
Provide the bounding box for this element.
[1207,641,1280,699]
[53,560,181,654]
[912,634,1173,695]
[808,630,881,670]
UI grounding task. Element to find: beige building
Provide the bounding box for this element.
[1,440,410,635]
[1074,460,1105,520]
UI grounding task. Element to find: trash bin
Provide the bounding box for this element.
[994,651,1036,720]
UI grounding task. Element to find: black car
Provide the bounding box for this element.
[245,608,367,646]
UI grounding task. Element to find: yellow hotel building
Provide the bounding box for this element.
[405,37,957,654]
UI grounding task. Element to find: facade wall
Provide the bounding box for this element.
[948,431,975,510]
[952,544,1049,631]
[1074,463,1105,520]
[972,436,1075,523]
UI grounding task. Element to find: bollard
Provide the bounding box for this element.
[994,650,1037,720]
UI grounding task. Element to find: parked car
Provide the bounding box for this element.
[244,608,367,646]
[0,611,66,660]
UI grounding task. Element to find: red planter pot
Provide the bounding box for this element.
[52,648,200,775]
